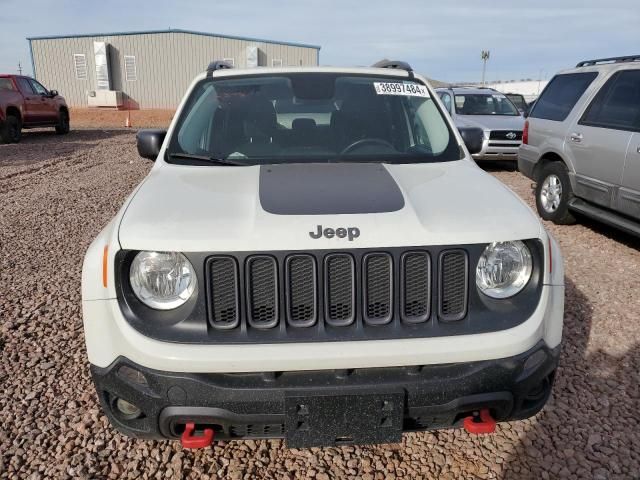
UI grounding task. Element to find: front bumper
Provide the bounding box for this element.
[92,341,559,446]
[472,138,521,161]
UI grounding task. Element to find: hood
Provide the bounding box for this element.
[118,160,541,252]
[455,114,525,132]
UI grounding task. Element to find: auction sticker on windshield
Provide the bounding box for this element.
[373,82,429,97]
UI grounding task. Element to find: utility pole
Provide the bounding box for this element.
[481,50,490,86]
[17,61,22,75]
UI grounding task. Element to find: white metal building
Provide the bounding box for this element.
[28,29,321,109]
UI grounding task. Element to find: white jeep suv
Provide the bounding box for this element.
[82,60,564,448]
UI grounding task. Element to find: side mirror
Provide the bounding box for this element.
[458,127,483,155]
[136,129,167,160]
[49,90,59,97]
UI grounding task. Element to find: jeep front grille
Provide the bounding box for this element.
[205,248,471,339]
[121,242,543,344]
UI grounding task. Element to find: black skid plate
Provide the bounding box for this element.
[284,390,404,448]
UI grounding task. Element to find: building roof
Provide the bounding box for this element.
[26,28,321,50]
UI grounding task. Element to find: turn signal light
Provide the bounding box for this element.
[102,246,108,288]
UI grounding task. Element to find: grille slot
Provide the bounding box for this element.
[401,252,431,323]
[286,255,317,327]
[324,254,355,326]
[439,250,468,321]
[229,423,284,438]
[246,256,279,329]
[207,256,240,329]
[363,253,393,325]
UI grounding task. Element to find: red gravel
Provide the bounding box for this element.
[1,130,639,479]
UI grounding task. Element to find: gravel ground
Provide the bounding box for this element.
[1,129,639,479]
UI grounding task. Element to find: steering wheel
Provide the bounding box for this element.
[339,138,396,156]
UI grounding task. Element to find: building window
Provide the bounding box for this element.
[223,58,235,67]
[272,59,283,68]
[124,55,137,82]
[73,54,87,80]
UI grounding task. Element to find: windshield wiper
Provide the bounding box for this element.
[167,152,247,166]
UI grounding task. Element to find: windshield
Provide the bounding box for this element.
[454,93,519,116]
[168,73,461,165]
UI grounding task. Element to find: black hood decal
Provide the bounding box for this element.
[259,163,405,215]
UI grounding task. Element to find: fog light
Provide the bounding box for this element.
[118,365,148,386]
[115,398,142,418]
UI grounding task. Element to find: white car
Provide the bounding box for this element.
[436,86,525,162]
[81,60,564,448]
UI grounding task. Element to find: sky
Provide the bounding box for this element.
[1,0,639,83]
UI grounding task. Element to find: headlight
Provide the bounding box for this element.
[129,251,196,310]
[476,241,532,299]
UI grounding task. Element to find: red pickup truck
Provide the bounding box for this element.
[0,74,70,143]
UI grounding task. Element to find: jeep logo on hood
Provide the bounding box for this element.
[309,225,360,241]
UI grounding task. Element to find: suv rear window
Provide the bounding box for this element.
[530,72,598,121]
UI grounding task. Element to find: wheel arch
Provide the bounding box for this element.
[534,151,570,181]
[58,105,69,119]
[5,105,22,122]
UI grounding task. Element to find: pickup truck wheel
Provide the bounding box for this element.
[55,110,70,135]
[535,162,575,225]
[0,115,22,143]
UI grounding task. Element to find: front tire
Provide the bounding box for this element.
[535,162,575,224]
[0,115,22,143]
[55,109,70,135]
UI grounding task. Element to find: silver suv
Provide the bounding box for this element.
[519,55,640,235]
[436,86,524,161]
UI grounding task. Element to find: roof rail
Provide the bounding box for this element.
[576,55,640,67]
[206,60,234,77]
[371,59,414,76]
[449,85,498,91]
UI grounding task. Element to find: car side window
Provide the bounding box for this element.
[530,72,598,121]
[579,69,640,132]
[439,92,452,113]
[29,79,48,95]
[16,77,34,94]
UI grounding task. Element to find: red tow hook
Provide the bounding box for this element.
[180,422,215,449]
[463,408,496,434]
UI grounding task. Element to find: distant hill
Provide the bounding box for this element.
[424,77,448,88]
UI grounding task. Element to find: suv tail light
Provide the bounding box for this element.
[522,120,529,145]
